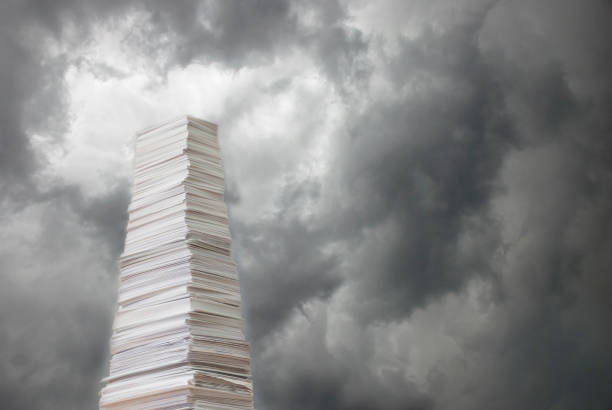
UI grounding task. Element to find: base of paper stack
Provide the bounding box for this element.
[100,369,252,409]
[99,116,253,409]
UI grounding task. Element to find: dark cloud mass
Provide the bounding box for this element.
[1,0,611,409]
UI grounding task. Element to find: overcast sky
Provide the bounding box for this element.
[1,1,611,409]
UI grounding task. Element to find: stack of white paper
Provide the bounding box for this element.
[100,116,253,409]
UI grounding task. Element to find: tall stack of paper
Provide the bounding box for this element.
[99,116,253,410]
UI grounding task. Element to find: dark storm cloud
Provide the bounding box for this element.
[0,4,132,407]
[125,0,369,86]
[432,2,612,408]
[1,1,612,410]
[253,305,434,410]
[334,14,512,323]
[0,0,129,200]
[235,211,343,341]
[0,181,129,410]
[238,4,511,336]
[233,1,612,409]
[236,7,512,408]
[0,3,51,196]
[143,0,297,66]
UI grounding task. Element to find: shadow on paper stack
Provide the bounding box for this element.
[99,116,253,410]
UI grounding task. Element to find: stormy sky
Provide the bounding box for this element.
[1,0,611,409]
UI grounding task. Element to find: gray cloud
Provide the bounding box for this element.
[1,0,611,409]
[0,182,129,410]
[232,1,612,409]
[0,3,131,406]
[333,16,512,323]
